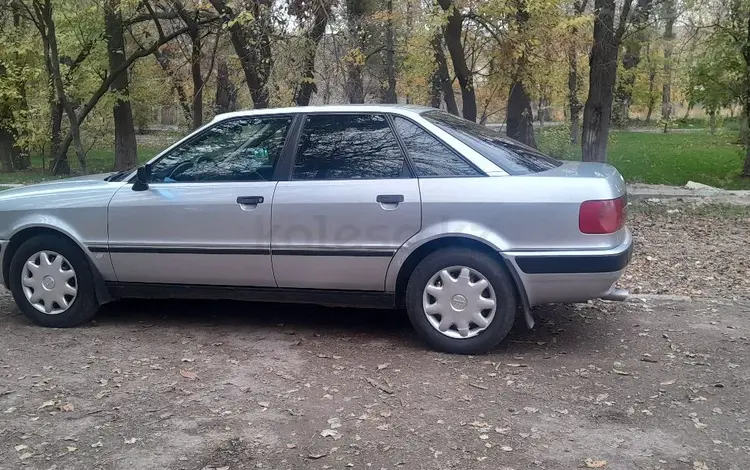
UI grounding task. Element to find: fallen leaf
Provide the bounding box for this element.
[38,400,56,410]
[308,453,327,459]
[19,452,32,460]
[505,363,527,368]
[67,446,77,453]
[91,441,103,448]
[14,444,28,452]
[327,417,342,429]
[479,434,489,440]
[320,429,342,440]
[179,370,198,380]
[5,407,16,413]
[286,443,296,449]
[60,403,74,412]
[500,446,513,452]
[613,369,632,376]
[180,358,194,363]
[377,363,390,370]
[258,401,270,408]
[523,406,538,413]
[124,438,137,444]
[585,458,608,468]
[660,379,676,386]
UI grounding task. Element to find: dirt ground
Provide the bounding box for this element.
[1,202,749,470]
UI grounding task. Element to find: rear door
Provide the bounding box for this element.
[271,113,421,291]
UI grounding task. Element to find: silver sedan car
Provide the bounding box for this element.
[0,105,631,353]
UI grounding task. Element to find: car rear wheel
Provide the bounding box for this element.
[405,248,516,354]
[9,235,99,327]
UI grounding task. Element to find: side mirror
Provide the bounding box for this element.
[132,166,149,191]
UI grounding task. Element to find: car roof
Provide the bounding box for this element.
[211,104,433,123]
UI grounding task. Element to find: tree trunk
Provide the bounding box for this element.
[0,127,17,173]
[209,0,272,109]
[613,0,653,126]
[661,0,675,122]
[431,33,458,115]
[39,0,87,173]
[683,102,693,120]
[708,110,717,135]
[506,1,536,147]
[154,49,192,123]
[507,81,537,148]
[581,0,633,162]
[294,1,329,106]
[190,32,203,129]
[429,69,442,108]
[105,0,138,171]
[567,0,586,144]
[381,0,397,104]
[743,16,750,177]
[215,58,237,113]
[437,0,477,121]
[345,0,366,104]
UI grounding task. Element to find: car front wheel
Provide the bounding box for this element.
[9,235,99,327]
[405,248,516,354]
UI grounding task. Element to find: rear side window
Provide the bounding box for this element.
[392,117,482,177]
[293,114,406,180]
[422,110,561,175]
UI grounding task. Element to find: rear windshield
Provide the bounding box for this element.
[422,110,562,175]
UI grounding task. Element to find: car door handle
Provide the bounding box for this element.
[237,196,264,205]
[376,194,404,204]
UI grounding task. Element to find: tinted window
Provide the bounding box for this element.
[422,110,562,175]
[149,116,292,182]
[293,114,405,180]
[393,117,482,177]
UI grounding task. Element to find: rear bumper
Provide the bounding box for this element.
[505,229,633,306]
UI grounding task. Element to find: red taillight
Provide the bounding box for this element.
[579,196,627,234]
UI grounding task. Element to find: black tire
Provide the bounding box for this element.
[405,248,516,354]
[9,234,99,327]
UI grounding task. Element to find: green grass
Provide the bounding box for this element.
[538,128,750,190]
[0,145,161,185]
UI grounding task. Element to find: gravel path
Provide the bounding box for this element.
[0,203,748,470]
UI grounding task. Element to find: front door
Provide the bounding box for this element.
[107,115,294,286]
[271,113,421,291]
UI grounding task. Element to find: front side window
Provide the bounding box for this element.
[422,110,562,175]
[149,116,293,183]
[392,117,483,177]
[293,114,406,180]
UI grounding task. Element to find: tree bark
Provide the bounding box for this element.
[381,0,397,104]
[0,127,18,173]
[507,81,536,147]
[612,0,653,126]
[661,0,675,122]
[567,0,586,143]
[743,13,750,177]
[506,2,536,147]
[708,110,717,135]
[215,58,237,113]
[345,0,366,104]
[294,0,329,106]
[437,0,476,121]
[174,1,203,128]
[582,0,633,162]
[431,33,458,115]
[153,49,192,123]
[105,0,138,171]
[209,0,272,109]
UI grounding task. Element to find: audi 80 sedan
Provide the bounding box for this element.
[0,105,632,354]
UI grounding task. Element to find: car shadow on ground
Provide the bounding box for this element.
[86,298,613,355]
[0,295,618,356]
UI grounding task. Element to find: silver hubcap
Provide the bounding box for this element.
[422,265,496,339]
[21,251,77,315]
